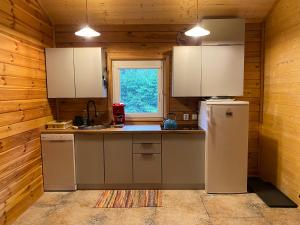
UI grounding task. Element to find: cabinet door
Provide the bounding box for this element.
[172,46,202,97]
[202,45,244,97]
[133,154,161,184]
[162,134,205,185]
[104,134,132,184]
[45,48,75,98]
[74,48,105,98]
[201,19,245,45]
[75,134,104,186]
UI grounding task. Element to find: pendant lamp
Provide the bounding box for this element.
[75,0,100,37]
[185,0,210,37]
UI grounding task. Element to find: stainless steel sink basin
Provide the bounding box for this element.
[79,125,108,130]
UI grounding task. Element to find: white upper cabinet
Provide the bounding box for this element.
[201,19,245,45]
[74,48,107,98]
[46,48,75,98]
[172,46,202,97]
[201,45,244,97]
[46,47,107,98]
[172,19,245,97]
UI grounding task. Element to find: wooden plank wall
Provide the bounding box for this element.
[55,23,263,175]
[261,0,300,205]
[0,0,54,224]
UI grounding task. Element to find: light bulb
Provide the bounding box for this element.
[185,25,210,37]
[75,26,100,37]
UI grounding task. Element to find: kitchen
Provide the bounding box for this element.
[0,0,299,224]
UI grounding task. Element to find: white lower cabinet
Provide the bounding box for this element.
[162,134,205,187]
[104,134,133,184]
[132,134,162,184]
[133,153,161,184]
[73,132,204,188]
[75,134,104,188]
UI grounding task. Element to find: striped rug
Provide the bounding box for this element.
[95,190,162,208]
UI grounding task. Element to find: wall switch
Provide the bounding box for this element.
[192,114,198,120]
[183,114,189,121]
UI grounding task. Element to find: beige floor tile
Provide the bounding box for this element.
[210,217,271,225]
[154,207,210,225]
[261,208,300,225]
[246,193,268,210]
[163,190,204,207]
[12,190,300,225]
[113,208,156,225]
[202,194,262,218]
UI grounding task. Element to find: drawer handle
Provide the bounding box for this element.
[141,153,154,156]
[44,140,71,142]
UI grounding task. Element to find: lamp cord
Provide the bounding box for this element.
[86,0,88,24]
[196,0,199,22]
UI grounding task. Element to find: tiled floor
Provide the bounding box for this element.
[13,190,300,225]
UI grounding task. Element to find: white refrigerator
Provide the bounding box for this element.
[199,100,249,193]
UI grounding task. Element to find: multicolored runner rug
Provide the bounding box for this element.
[95,190,162,208]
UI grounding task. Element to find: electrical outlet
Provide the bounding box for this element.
[183,114,189,121]
[192,114,198,120]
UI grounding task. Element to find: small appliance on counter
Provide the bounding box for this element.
[73,116,84,126]
[162,113,177,130]
[46,120,72,130]
[112,103,125,127]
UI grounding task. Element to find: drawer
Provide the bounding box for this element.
[132,134,161,143]
[133,154,161,184]
[133,143,161,154]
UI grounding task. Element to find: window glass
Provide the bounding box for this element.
[120,68,159,113]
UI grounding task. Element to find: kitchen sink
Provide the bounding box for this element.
[78,125,109,130]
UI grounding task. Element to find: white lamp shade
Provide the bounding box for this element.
[185,25,210,37]
[75,26,100,37]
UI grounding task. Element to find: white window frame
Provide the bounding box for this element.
[112,60,163,119]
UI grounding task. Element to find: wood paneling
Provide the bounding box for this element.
[57,98,108,124]
[55,23,263,175]
[40,0,276,24]
[0,0,53,46]
[261,0,300,206]
[0,1,54,224]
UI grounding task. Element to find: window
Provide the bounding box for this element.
[113,61,163,118]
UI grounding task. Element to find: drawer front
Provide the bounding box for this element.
[133,154,161,184]
[133,143,161,154]
[132,134,161,143]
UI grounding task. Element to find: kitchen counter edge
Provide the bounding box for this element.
[41,125,205,134]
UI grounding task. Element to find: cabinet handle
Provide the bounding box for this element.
[44,140,71,142]
[141,153,154,156]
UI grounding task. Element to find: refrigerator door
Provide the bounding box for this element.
[205,102,249,193]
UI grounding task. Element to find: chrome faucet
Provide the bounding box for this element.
[86,100,97,126]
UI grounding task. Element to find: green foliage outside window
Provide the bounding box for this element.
[120,68,159,113]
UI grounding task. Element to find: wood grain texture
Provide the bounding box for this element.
[0,1,54,224]
[40,0,276,24]
[260,0,300,206]
[55,23,263,175]
[0,0,53,46]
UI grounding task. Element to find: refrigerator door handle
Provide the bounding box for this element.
[207,107,213,125]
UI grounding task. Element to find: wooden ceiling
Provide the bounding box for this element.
[39,0,277,25]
